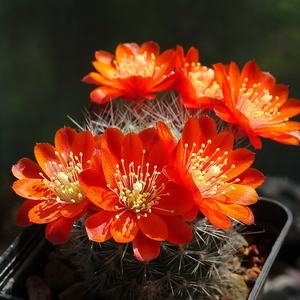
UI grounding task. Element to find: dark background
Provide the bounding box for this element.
[1,0,300,253]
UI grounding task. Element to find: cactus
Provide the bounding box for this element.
[13,40,300,300]
[59,98,249,299]
[64,217,245,300]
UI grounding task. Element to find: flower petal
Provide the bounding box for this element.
[45,217,74,244]
[28,200,61,223]
[85,210,114,242]
[12,178,49,199]
[12,158,43,180]
[110,210,138,243]
[121,133,143,167]
[116,43,136,64]
[223,148,255,181]
[205,131,234,157]
[214,202,255,225]
[100,148,122,188]
[60,197,89,218]
[140,41,160,58]
[90,86,123,104]
[16,199,37,226]
[54,127,76,156]
[259,131,300,145]
[34,143,59,176]
[162,216,193,245]
[132,230,160,261]
[215,185,259,205]
[100,128,125,158]
[183,204,199,221]
[153,187,194,216]
[156,121,176,152]
[82,71,115,86]
[273,98,300,120]
[154,49,176,78]
[138,127,160,152]
[163,165,184,186]
[94,50,117,78]
[181,117,202,148]
[79,168,119,211]
[199,205,232,229]
[232,168,265,188]
[137,213,168,241]
[185,46,199,68]
[198,115,217,139]
[71,130,95,168]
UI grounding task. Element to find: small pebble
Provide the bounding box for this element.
[26,276,52,300]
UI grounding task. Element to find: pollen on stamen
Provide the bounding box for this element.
[107,157,172,217]
[38,151,86,205]
[185,139,241,198]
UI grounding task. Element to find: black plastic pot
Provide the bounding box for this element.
[0,224,52,300]
[247,198,293,300]
[0,198,292,300]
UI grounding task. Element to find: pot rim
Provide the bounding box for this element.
[247,197,293,300]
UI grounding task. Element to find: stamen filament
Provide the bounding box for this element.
[40,152,86,204]
[107,151,172,217]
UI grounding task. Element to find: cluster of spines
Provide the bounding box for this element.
[72,94,206,141]
[65,217,244,300]
[66,94,245,300]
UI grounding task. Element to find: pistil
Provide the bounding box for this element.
[185,141,239,197]
[109,155,171,218]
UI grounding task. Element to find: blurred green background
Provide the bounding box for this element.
[1,0,300,252]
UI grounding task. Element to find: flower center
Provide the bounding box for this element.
[184,141,239,197]
[109,156,169,218]
[40,151,86,204]
[114,52,164,78]
[185,62,222,98]
[235,78,288,129]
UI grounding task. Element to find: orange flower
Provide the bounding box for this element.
[12,127,95,244]
[175,46,222,109]
[213,61,300,148]
[82,41,177,103]
[78,123,194,261]
[163,116,265,230]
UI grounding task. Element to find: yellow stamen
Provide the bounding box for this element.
[114,51,160,78]
[108,152,172,217]
[234,78,287,129]
[40,151,86,204]
[186,63,222,98]
[185,141,239,197]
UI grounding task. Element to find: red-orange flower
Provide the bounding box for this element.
[175,46,222,109]
[82,41,177,103]
[78,123,194,261]
[163,116,265,230]
[213,61,300,149]
[12,127,95,244]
